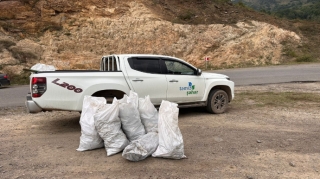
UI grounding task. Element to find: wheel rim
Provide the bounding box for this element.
[212,93,226,111]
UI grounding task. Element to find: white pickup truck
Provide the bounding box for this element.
[26,54,234,114]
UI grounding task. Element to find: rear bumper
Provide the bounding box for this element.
[0,79,10,87]
[25,93,43,113]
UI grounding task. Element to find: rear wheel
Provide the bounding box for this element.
[92,90,125,104]
[206,89,229,114]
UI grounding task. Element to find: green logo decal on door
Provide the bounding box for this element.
[179,82,198,96]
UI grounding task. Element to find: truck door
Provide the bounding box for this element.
[162,58,205,103]
[124,57,167,105]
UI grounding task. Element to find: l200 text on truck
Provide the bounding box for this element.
[26,54,234,114]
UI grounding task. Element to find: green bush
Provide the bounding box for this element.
[10,72,30,85]
[296,55,316,62]
[216,0,230,3]
[178,11,195,21]
[1,67,30,85]
[282,48,297,58]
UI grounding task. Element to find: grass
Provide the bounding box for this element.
[296,55,316,63]
[233,91,320,108]
[298,23,319,35]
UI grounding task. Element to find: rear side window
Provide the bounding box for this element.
[128,58,161,74]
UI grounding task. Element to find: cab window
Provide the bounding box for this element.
[164,60,196,75]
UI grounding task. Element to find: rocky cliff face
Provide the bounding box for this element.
[0,0,301,78]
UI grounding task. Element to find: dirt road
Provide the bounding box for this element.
[1,82,320,179]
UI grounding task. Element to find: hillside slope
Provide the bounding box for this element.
[0,0,316,83]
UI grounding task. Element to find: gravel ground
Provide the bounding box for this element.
[0,82,320,179]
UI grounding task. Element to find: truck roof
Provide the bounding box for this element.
[102,54,196,69]
[102,54,181,59]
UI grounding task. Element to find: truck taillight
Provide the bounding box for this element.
[4,74,8,79]
[32,77,46,98]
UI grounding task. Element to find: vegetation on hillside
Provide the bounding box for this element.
[233,0,320,22]
[273,2,320,21]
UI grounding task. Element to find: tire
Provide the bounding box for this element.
[206,89,229,114]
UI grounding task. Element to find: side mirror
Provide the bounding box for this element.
[196,69,202,76]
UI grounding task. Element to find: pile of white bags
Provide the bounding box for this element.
[138,96,158,133]
[119,91,146,141]
[152,100,186,159]
[77,96,106,151]
[94,98,129,156]
[77,91,186,161]
[122,132,159,161]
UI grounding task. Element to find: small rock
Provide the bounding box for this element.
[213,136,223,142]
[257,140,262,143]
[289,162,295,167]
[247,175,254,179]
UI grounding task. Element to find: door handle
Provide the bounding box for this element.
[169,80,179,83]
[132,79,143,82]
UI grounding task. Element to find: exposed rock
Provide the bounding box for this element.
[0,0,301,75]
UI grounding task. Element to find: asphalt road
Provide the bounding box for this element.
[0,63,319,108]
[211,63,320,86]
[0,85,29,108]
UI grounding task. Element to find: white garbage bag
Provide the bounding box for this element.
[128,90,139,108]
[138,95,158,133]
[31,63,55,71]
[77,96,106,151]
[122,132,159,162]
[119,91,146,141]
[152,100,186,159]
[94,98,129,156]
